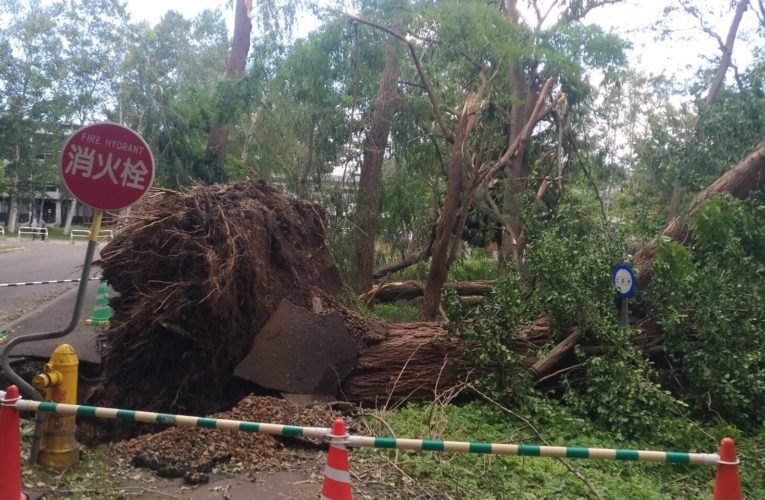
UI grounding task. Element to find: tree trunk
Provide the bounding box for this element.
[636,139,765,288]
[530,328,582,377]
[8,195,18,234]
[500,62,531,266]
[351,41,401,293]
[668,0,749,220]
[63,198,77,235]
[421,92,487,320]
[343,322,466,404]
[297,117,316,198]
[204,0,253,181]
[343,316,552,403]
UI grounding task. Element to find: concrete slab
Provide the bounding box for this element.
[234,299,358,395]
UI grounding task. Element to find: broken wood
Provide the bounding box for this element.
[372,242,433,279]
[530,328,583,378]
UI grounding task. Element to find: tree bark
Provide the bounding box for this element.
[351,41,400,292]
[530,328,582,378]
[500,61,535,266]
[343,322,466,404]
[635,139,765,288]
[205,0,253,181]
[343,316,552,403]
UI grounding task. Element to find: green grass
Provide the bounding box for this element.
[0,245,18,251]
[448,256,499,281]
[373,251,501,283]
[371,303,421,321]
[19,420,130,499]
[358,400,765,499]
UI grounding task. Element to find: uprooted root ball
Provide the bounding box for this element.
[99,180,342,415]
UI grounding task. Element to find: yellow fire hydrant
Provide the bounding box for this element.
[32,343,80,469]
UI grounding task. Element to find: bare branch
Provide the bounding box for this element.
[373,224,436,279]
[532,0,560,29]
[347,14,455,144]
[532,0,543,28]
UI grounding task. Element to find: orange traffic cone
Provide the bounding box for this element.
[0,385,26,500]
[712,437,743,500]
[321,418,352,500]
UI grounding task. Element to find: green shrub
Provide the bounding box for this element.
[649,195,765,428]
[448,198,685,438]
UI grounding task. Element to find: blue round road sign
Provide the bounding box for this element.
[612,263,636,298]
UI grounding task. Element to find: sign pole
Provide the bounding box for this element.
[612,263,636,329]
[620,297,629,327]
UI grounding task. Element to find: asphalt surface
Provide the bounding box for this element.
[0,240,105,363]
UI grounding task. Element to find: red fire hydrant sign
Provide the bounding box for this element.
[60,122,155,211]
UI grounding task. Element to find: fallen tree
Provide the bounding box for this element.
[635,139,765,288]
[96,140,765,415]
[342,316,551,404]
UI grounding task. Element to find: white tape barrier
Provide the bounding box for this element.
[17,227,48,241]
[98,230,114,240]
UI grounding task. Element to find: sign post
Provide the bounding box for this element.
[1,122,154,463]
[612,263,636,327]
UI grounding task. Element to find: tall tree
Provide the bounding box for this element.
[350,0,626,318]
[497,0,627,266]
[115,10,229,187]
[351,38,401,292]
[0,1,65,232]
[204,0,299,182]
[204,0,253,181]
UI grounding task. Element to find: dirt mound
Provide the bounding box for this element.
[112,395,334,484]
[99,180,342,415]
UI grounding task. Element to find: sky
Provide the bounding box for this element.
[121,0,760,84]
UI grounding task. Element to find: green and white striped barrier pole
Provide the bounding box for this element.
[346,436,719,465]
[13,399,330,440]
[10,397,720,466]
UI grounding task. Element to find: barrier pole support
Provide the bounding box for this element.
[713,438,743,500]
[0,385,26,500]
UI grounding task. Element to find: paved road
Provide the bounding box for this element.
[0,241,105,363]
[0,241,100,322]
